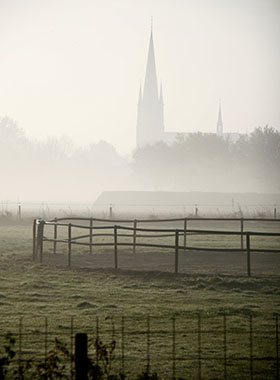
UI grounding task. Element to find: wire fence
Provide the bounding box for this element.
[33,216,280,277]
[1,200,279,219]
[0,313,279,379]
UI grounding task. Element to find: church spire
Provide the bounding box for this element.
[136,25,164,148]
[159,81,163,104]
[142,29,159,102]
[137,83,142,105]
[216,99,223,136]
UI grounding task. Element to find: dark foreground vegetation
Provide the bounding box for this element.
[1,310,279,380]
[1,333,130,380]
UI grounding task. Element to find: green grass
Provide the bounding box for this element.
[0,221,280,379]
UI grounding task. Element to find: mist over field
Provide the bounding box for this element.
[0,116,279,203]
[1,0,280,209]
[1,3,280,378]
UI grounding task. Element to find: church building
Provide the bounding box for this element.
[136,29,240,148]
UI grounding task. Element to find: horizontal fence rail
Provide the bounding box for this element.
[32,217,280,277]
[1,313,279,380]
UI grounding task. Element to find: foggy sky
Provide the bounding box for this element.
[1,0,280,154]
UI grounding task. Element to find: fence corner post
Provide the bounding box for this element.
[32,219,37,261]
[39,220,45,264]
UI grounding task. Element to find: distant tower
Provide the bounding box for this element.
[216,99,224,136]
[136,28,164,148]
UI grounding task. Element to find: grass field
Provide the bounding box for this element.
[0,219,280,379]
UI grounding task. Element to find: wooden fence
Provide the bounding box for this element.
[32,217,280,277]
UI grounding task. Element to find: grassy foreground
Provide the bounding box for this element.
[0,221,280,379]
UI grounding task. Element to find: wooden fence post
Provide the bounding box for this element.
[246,233,251,277]
[53,218,57,254]
[175,230,179,273]
[89,218,93,255]
[75,333,88,380]
[68,223,72,267]
[114,226,118,269]
[133,220,137,254]
[241,218,244,251]
[183,218,187,250]
[36,219,41,258]
[39,221,44,264]
[274,208,277,219]
[18,203,22,220]
[32,219,37,261]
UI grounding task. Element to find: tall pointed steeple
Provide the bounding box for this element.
[137,84,142,105]
[142,30,159,103]
[216,99,224,136]
[136,27,164,148]
[159,82,163,104]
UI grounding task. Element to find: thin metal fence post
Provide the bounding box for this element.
[121,316,125,375]
[147,315,150,375]
[276,314,279,380]
[18,317,22,375]
[71,317,74,380]
[198,312,201,380]
[246,233,251,277]
[223,315,227,380]
[172,315,176,380]
[133,220,137,254]
[249,315,253,380]
[184,218,187,250]
[241,218,244,251]
[114,226,118,269]
[32,219,37,260]
[96,317,99,365]
[89,218,93,255]
[45,317,48,369]
[68,223,72,267]
[175,230,179,273]
[53,218,57,254]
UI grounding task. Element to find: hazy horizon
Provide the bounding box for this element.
[1,0,280,154]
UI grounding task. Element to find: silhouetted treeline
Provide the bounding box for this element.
[0,116,279,201]
[0,117,131,201]
[132,127,280,193]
